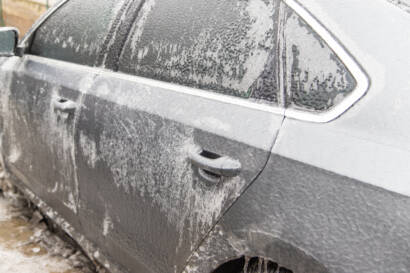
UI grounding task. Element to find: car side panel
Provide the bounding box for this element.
[74,71,284,273]
[185,154,410,273]
[276,0,410,197]
[182,1,410,272]
[0,56,96,230]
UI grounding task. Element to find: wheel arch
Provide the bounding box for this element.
[183,224,329,273]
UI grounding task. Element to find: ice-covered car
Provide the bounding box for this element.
[0,0,410,272]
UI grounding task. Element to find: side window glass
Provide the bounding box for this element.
[283,4,357,112]
[283,3,356,111]
[30,0,126,67]
[119,0,281,103]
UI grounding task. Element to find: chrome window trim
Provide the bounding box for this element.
[23,54,286,116]
[18,0,369,123]
[283,0,370,123]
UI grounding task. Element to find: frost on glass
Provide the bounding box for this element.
[119,0,280,103]
[30,0,126,67]
[283,6,356,112]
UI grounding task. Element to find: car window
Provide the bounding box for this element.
[118,0,281,103]
[282,4,357,112]
[30,0,126,67]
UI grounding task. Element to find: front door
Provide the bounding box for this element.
[0,0,128,228]
[75,0,284,272]
[0,54,88,222]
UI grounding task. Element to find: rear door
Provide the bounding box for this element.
[0,0,127,227]
[75,0,284,272]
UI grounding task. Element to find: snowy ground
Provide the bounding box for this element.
[0,194,92,273]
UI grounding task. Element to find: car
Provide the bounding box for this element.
[0,0,410,272]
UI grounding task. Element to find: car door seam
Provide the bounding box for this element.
[181,115,286,273]
[71,73,99,215]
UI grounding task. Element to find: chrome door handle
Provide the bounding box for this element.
[53,97,77,113]
[189,146,241,178]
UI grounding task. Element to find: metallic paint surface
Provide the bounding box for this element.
[185,155,410,273]
[0,0,409,272]
[0,55,283,273]
[274,0,410,197]
[187,1,410,271]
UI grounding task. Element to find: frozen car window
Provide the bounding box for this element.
[283,5,357,112]
[119,0,281,103]
[30,0,126,67]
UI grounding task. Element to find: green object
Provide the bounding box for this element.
[0,0,5,27]
[46,0,49,9]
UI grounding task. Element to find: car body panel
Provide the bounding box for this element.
[186,0,410,272]
[0,0,287,270]
[0,53,284,272]
[185,155,410,273]
[274,0,410,197]
[0,55,95,227]
[74,60,284,273]
[0,0,409,272]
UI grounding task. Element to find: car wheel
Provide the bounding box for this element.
[212,256,294,273]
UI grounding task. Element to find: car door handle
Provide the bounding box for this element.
[189,146,241,178]
[53,97,77,113]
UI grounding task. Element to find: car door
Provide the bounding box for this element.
[0,0,127,228]
[75,0,284,272]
